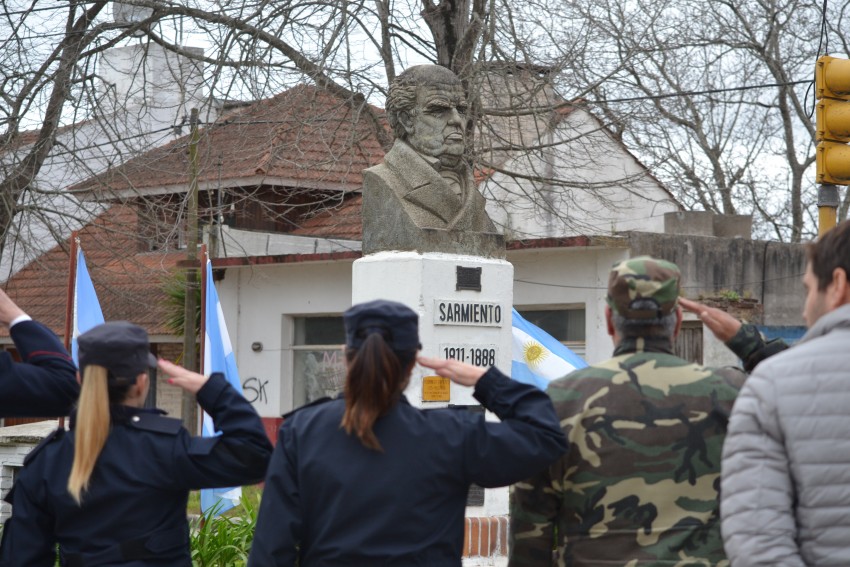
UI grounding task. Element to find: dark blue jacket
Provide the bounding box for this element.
[0,373,272,566]
[248,367,568,566]
[0,320,78,417]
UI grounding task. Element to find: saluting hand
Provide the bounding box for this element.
[0,287,25,328]
[417,355,487,387]
[679,297,742,342]
[158,359,210,395]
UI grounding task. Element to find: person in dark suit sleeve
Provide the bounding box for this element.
[0,321,272,566]
[0,287,78,417]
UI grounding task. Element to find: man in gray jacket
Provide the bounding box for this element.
[720,219,850,566]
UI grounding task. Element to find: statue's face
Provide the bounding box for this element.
[404,84,467,160]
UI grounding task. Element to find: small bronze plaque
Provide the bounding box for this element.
[422,375,451,402]
[456,266,482,291]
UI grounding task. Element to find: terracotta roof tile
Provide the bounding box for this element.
[290,193,363,240]
[71,85,386,195]
[0,205,183,339]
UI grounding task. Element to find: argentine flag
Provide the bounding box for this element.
[200,259,244,517]
[511,308,587,390]
[71,247,105,364]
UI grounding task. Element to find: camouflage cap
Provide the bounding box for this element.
[606,256,681,319]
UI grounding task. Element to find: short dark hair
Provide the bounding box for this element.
[806,219,850,291]
[611,299,677,340]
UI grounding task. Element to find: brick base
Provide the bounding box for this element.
[260,417,284,445]
[462,516,508,558]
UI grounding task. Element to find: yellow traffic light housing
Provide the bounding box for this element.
[816,98,850,143]
[816,56,850,99]
[815,56,850,188]
[817,141,850,185]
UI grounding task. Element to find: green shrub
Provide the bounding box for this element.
[190,494,259,567]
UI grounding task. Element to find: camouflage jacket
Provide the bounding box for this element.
[509,325,787,567]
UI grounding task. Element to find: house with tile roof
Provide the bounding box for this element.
[0,43,208,284]
[69,83,384,257]
[0,83,386,426]
[2,67,805,428]
[0,65,810,565]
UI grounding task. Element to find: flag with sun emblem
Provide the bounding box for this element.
[511,308,587,390]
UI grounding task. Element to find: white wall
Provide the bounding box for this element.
[217,246,632,417]
[213,226,361,257]
[508,246,629,365]
[482,108,679,240]
[0,44,209,281]
[217,260,354,417]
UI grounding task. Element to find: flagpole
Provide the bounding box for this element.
[199,244,207,374]
[61,233,79,430]
[198,243,208,524]
[198,244,208,437]
[63,233,79,352]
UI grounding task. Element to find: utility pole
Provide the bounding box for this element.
[182,107,200,433]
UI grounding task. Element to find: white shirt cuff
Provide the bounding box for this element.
[9,314,32,328]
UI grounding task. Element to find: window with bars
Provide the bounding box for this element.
[516,308,587,357]
[292,316,346,408]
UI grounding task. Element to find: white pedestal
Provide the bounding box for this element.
[353,251,514,519]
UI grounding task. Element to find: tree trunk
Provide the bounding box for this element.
[0,2,106,258]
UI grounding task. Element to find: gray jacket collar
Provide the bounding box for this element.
[799,303,850,344]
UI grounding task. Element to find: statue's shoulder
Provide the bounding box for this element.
[363,161,390,175]
[363,155,400,187]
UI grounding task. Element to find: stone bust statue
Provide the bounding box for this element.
[361,65,504,257]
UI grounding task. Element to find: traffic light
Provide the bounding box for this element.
[815,55,850,185]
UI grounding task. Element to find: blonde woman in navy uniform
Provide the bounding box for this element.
[0,321,272,566]
[248,299,568,566]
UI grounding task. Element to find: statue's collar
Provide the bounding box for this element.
[396,140,465,174]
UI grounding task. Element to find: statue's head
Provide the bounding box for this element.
[386,65,467,164]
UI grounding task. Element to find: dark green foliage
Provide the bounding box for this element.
[190,494,259,567]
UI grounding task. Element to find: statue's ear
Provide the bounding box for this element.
[398,111,414,135]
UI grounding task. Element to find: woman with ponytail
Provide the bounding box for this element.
[249,299,567,566]
[0,321,272,566]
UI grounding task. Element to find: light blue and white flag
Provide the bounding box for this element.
[71,247,105,365]
[511,308,587,390]
[200,258,243,517]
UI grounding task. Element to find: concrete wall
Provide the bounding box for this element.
[0,420,61,522]
[214,231,806,418]
[508,245,630,365]
[213,226,361,257]
[216,260,355,418]
[482,108,680,240]
[152,341,186,418]
[627,232,807,326]
[216,246,632,418]
[0,44,208,282]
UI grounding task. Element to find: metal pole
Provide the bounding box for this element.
[818,184,840,236]
[182,108,201,433]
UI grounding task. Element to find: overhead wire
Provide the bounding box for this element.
[806,0,831,118]
[515,272,805,291]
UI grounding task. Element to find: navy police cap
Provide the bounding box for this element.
[78,321,158,380]
[344,300,421,352]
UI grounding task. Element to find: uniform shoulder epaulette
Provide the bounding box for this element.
[282,396,332,420]
[128,413,184,435]
[24,428,65,466]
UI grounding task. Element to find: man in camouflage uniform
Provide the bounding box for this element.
[509,255,786,566]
